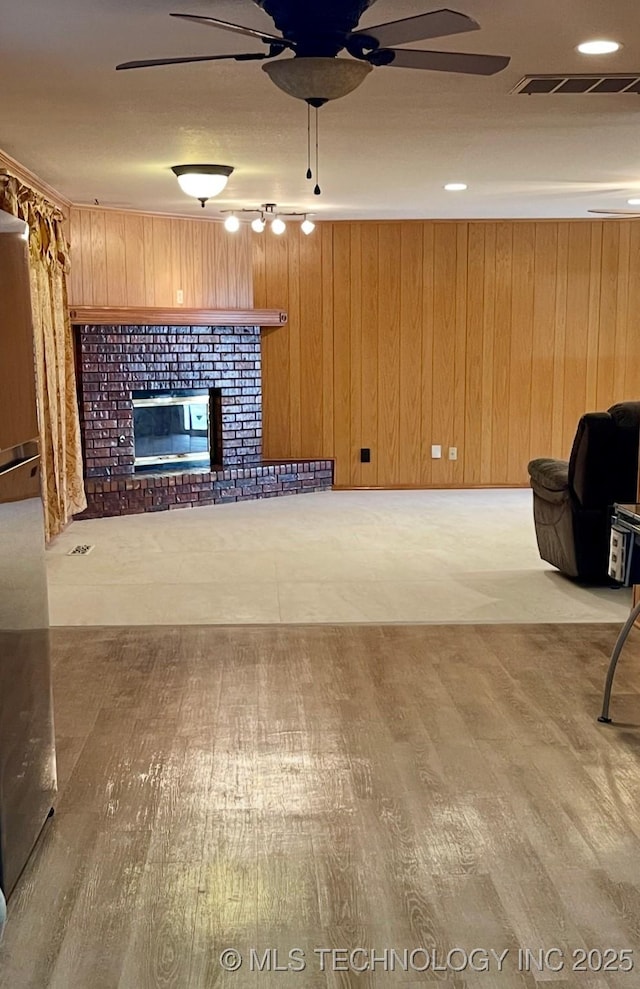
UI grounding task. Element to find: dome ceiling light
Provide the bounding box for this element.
[171,164,234,207]
[262,56,372,104]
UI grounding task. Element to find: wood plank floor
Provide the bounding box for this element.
[2,623,640,988]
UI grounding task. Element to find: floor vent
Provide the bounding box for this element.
[512,74,640,95]
[67,544,95,556]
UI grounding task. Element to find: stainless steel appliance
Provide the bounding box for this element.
[0,210,57,899]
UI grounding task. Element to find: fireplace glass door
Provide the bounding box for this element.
[133,389,210,470]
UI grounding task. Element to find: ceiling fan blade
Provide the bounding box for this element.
[170,12,294,49]
[116,52,272,70]
[588,209,640,216]
[381,48,510,75]
[352,9,480,48]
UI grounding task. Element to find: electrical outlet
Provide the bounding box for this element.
[176,289,184,304]
[360,448,371,463]
[449,447,458,461]
[431,444,442,459]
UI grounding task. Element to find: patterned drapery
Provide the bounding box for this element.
[0,173,86,539]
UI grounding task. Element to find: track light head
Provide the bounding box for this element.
[224,214,240,232]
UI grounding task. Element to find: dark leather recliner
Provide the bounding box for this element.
[528,402,640,583]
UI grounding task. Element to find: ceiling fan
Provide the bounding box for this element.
[116,1,511,101]
[117,2,510,198]
[588,209,640,218]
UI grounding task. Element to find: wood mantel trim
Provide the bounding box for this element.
[69,306,287,326]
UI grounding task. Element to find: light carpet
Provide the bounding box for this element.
[46,489,630,626]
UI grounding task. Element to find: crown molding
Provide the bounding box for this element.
[0,147,71,213]
[70,203,235,224]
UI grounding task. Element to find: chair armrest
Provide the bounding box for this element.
[527,458,570,493]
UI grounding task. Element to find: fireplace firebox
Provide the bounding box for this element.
[132,388,221,470]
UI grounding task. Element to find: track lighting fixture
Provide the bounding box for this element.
[220,204,316,235]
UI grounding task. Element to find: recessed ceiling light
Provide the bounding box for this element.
[444,183,468,192]
[628,198,640,206]
[577,40,621,55]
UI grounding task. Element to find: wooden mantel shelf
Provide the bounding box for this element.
[68,306,287,327]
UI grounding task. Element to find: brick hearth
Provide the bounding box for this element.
[74,322,333,517]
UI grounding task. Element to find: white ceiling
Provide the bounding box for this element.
[1,0,640,219]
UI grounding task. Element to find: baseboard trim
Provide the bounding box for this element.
[332,483,530,491]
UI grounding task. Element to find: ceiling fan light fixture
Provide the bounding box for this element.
[224,213,240,232]
[262,57,373,103]
[271,217,286,235]
[171,164,234,206]
[577,40,621,55]
[444,182,468,191]
[301,217,316,235]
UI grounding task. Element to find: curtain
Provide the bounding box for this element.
[0,173,86,540]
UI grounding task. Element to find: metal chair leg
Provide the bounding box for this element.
[598,599,640,723]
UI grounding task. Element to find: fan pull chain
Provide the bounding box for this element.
[306,103,313,180]
[314,106,321,196]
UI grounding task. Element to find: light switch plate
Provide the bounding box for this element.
[449,447,458,461]
[431,445,442,459]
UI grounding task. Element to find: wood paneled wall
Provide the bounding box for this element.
[68,206,253,309]
[254,220,640,487]
[67,209,640,487]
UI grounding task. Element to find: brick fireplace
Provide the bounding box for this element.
[73,314,332,518]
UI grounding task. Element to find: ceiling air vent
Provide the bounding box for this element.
[512,74,640,95]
